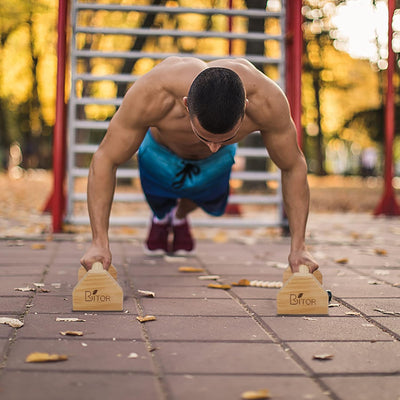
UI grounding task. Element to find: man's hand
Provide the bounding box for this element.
[288,249,319,273]
[80,243,112,271]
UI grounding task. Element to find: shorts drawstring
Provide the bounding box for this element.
[172,162,200,189]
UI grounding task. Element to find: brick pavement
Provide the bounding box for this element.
[0,213,399,400]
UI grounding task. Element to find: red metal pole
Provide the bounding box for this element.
[51,0,68,232]
[228,0,233,55]
[373,0,400,216]
[285,0,303,148]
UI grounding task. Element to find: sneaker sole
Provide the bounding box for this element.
[143,246,167,256]
[173,249,196,256]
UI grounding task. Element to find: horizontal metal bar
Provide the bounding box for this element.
[71,192,280,205]
[72,120,109,130]
[75,73,139,82]
[74,4,283,19]
[67,215,282,228]
[72,50,282,65]
[75,27,283,42]
[71,167,278,182]
[71,168,140,178]
[72,97,122,106]
[72,144,269,159]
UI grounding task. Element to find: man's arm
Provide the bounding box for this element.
[259,90,318,273]
[80,75,162,270]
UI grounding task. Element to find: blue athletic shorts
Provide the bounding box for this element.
[138,131,237,219]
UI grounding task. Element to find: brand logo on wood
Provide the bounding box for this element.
[289,292,317,306]
[84,289,111,302]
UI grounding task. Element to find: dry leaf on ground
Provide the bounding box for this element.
[56,317,86,322]
[212,231,228,243]
[232,279,251,286]
[241,389,270,399]
[136,315,156,323]
[207,283,231,290]
[138,290,155,297]
[31,243,46,250]
[198,275,220,280]
[178,266,204,273]
[374,248,387,256]
[374,308,400,316]
[313,354,334,360]
[0,317,24,328]
[60,331,83,336]
[335,258,349,264]
[14,287,35,292]
[25,352,68,363]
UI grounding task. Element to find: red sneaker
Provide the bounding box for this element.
[144,219,170,255]
[172,219,195,255]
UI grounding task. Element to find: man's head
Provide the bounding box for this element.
[185,67,246,135]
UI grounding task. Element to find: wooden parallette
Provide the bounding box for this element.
[282,266,323,285]
[277,265,328,316]
[72,262,123,311]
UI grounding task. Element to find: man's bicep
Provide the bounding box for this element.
[261,122,303,172]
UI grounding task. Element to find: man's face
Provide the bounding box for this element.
[189,117,241,153]
[183,97,242,153]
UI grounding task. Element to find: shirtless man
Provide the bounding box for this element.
[80,57,318,274]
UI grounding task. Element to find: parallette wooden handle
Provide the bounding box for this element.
[91,262,104,272]
[299,265,310,274]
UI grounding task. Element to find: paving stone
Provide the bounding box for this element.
[0,326,14,339]
[0,371,161,400]
[28,295,137,314]
[0,296,30,315]
[17,313,143,340]
[0,276,45,297]
[153,341,303,374]
[141,297,248,317]
[372,317,400,337]
[321,375,400,400]
[145,316,272,341]
[329,278,400,297]
[165,374,329,400]
[134,285,231,299]
[5,338,153,372]
[289,341,400,374]
[0,265,46,276]
[340,298,400,316]
[131,275,212,288]
[262,316,393,341]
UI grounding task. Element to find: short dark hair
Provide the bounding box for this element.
[187,67,245,134]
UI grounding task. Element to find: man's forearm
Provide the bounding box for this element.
[87,153,117,246]
[281,158,310,252]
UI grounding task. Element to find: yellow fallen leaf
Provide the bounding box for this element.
[59,331,83,336]
[335,258,348,264]
[374,248,387,256]
[178,266,204,273]
[136,315,156,323]
[212,231,228,243]
[31,243,46,250]
[232,279,251,286]
[207,283,231,290]
[241,389,270,399]
[25,352,68,363]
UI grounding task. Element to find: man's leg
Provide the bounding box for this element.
[172,198,197,255]
[144,196,176,255]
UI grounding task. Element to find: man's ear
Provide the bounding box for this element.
[183,97,188,108]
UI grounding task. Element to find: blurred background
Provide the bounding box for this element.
[0,0,399,231]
